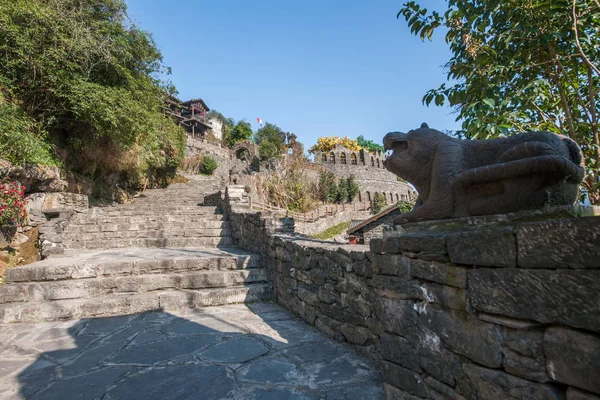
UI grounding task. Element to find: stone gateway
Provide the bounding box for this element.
[383,124,585,223]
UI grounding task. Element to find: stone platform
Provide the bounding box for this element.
[0,303,383,399]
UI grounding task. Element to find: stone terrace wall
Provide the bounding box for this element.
[224,194,600,400]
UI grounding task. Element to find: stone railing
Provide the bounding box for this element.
[222,189,600,400]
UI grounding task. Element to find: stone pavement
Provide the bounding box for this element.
[0,302,383,399]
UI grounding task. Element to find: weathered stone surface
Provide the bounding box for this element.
[340,323,374,346]
[372,253,410,277]
[567,388,600,400]
[199,336,269,363]
[446,228,516,267]
[517,217,600,268]
[382,361,428,398]
[503,328,548,382]
[421,282,467,311]
[380,332,421,372]
[479,313,542,329]
[469,268,600,332]
[383,383,424,400]
[544,327,600,394]
[418,304,503,368]
[400,233,446,255]
[409,258,467,288]
[460,363,565,400]
[424,376,466,400]
[383,126,584,222]
[371,275,423,300]
[377,298,418,337]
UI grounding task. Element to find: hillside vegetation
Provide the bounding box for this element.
[0,0,186,195]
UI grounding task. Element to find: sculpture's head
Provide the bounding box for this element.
[383,123,446,182]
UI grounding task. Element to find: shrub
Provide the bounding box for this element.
[398,200,415,214]
[0,179,27,226]
[318,171,338,203]
[199,156,218,175]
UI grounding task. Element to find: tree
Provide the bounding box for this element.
[309,136,363,154]
[399,0,600,203]
[0,0,186,192]
[259,140,279,160]
[318,171,338,203]
[254,123,286,157]
[347,175,360,202]
[227,121,253,148]
[336,178,348,203]
[357,136,384,153]
[372,193,388,215]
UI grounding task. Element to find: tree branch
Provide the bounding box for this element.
[572,0,600,76]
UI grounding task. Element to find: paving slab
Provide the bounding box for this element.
[0,302,383,399]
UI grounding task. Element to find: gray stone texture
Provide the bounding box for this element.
[224,193,600,400]
[517,217,600,268]
[469,268,600,332]
[0,304,383,399]
[544,327,600,394]
[446,227,517,267]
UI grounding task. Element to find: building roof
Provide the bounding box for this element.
[348,220,365,230]
[347,203,400,235]
[181,98,210,112]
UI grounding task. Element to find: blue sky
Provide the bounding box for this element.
[125,0,459,148]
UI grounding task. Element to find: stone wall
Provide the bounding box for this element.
[294,209,372,237]
[223,195,600,399]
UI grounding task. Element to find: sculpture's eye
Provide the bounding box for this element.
[394,141,408,152]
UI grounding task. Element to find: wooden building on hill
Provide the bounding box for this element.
[180,98,212,138]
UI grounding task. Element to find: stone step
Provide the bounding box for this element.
[62,228,232,241]
[6,251,262,283]
[0,283,274,323]
[80,206,220,216]
[63,236,234,250]
[70,214,226,225]
[0,269,268,304]
[65,220,229,233]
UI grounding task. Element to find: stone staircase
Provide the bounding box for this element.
[0,176,274,323]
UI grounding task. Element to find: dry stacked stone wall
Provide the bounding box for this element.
[224,193,600,400]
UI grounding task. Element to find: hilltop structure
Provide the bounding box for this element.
[313,144,413,206]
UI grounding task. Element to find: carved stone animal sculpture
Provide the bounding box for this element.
[383,124,585,223]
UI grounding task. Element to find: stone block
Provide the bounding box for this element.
[446,227,516,267]
[353,260,373,278]
[517,217,600,268]
[380,332,422,372]
[340,324,374,346]
[424,376,466,400]
[369,238,385,254]
[382,361,428,398]
[371,275,423,300]
[469,268,600,332]
[502,327,548,382]
[421,282,467,311]
[544,327,600,394]
[383,383,424,400]
[376,298,418,337]
[400,233,446,255]
[372,254,410,277]
[409,258,467,289]
[460,363,565,400]
[346,295,372,317]
[418,304,503,368]
[567,388,600,400]
[317,285,339,305]
[383,237,403,254]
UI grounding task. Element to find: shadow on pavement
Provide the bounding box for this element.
[1,303,382,399]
